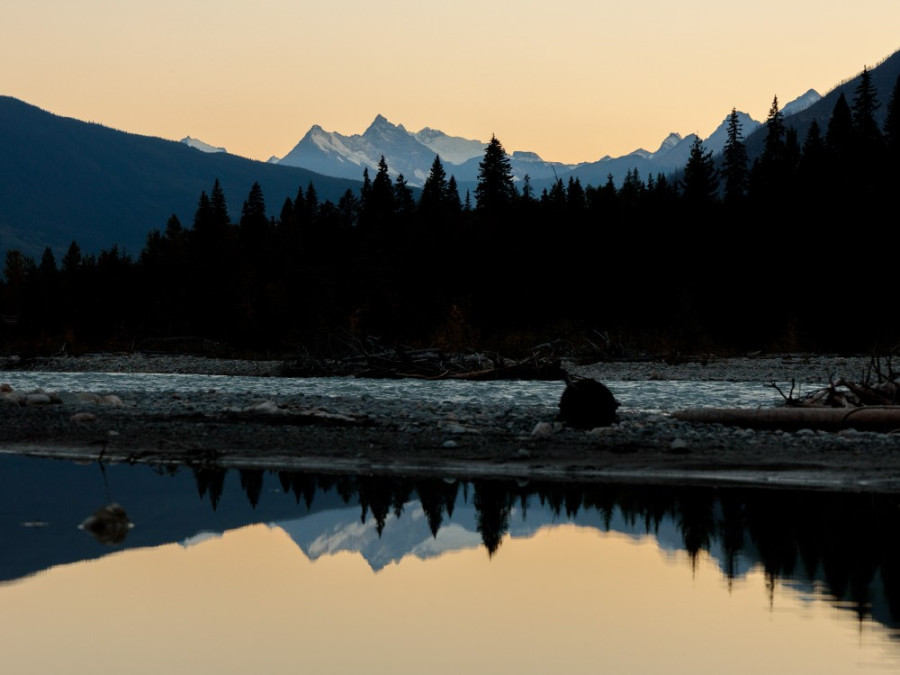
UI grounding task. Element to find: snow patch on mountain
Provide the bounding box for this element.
[180,136,226,153]
[782,89,821,117]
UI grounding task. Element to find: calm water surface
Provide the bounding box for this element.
[1,454,899,674]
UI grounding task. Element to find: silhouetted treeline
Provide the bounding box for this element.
[3,74,900,355]
[195,466,900,627]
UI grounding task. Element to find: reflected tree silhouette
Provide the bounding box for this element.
[239,469,264,509]
[417,478,449,538]
[192,466,227,510]
[180,464,900,627]
[358,476,394,536]
[473,480,512,557]
[677,491,716,571]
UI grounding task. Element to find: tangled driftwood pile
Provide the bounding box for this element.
[281,340,564,381]
[775,355,899,408]
[674,355,900,432]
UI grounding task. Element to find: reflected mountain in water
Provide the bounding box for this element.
[2,454,900,633]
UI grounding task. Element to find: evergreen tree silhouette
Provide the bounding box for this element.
[851,66,884,160]
[884,74,900,161]
[419,155,448,215]
[474,135,516,214]
[722,108,748,204]
[681,136,718,206]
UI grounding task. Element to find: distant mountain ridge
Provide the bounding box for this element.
[0,96,360,258]
[271,90,824,192]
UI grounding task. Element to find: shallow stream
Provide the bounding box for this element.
[0,371,818,413]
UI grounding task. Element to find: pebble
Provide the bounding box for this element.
[531,422,553,437]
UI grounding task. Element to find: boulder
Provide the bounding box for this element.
[558,377,620,429]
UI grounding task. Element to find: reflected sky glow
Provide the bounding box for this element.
[1,524,897,674]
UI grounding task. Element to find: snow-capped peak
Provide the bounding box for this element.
[782,89,822,117]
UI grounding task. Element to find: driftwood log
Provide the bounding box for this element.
[672,406,900,432]
[676,355,900,432]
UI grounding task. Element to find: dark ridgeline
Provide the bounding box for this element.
[3,59,900,356]
[192,466,900,629]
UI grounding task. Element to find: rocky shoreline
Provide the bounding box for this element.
[2,352,899,492]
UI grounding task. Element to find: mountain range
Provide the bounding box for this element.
[269,89,824,192]
[2,48,899,260]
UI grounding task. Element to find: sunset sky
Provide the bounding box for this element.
[2,1,899,165]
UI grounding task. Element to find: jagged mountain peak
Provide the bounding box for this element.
[656,132,682,152]
[365,114,406,135]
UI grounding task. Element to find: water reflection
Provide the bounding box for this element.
[2,454,900,673]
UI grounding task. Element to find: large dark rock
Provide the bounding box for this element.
[558,377,620,429]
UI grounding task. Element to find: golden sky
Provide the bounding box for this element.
[2,1,899,164]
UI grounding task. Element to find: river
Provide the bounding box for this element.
[1,447,899,674]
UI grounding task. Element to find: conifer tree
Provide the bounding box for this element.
[305,183,319,218]
[566,177,586,214]
[722,108,748,204]
[61,241,82,275]
[209,178,229,231]
[193,190,212,234]
[474,135,516,214]
[419,155,448,214]
[372,156,394,206]
[520,174,535,203]
[445,176,462,213]
[826,92,854,161]
[361,156,395,231]
[750,96,790,202]
[240,182,267,233]
[884,74,900,160]
[851,66,884,158]
[681,136,719,206]
[763,96,786,162]
[393,174,415,216]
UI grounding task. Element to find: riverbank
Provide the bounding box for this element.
[2,352,899,492]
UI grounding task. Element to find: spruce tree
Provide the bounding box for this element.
[193,190,212,234]
[750,96,790,202]
[681,136,719,206]
[445,176,462,213]
[826,92,854,161]
[722,108,748,204]
[419,155,448,214]
[240,182,267,233]
[851,66,884,158]
[361,156,395,231]
[210,179,229,231]
[474,135,516,214]
[763,96,786,162]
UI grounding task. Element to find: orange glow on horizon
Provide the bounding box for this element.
[1,1,898,165]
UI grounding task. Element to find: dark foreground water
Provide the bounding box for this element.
[1,454,900,674]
